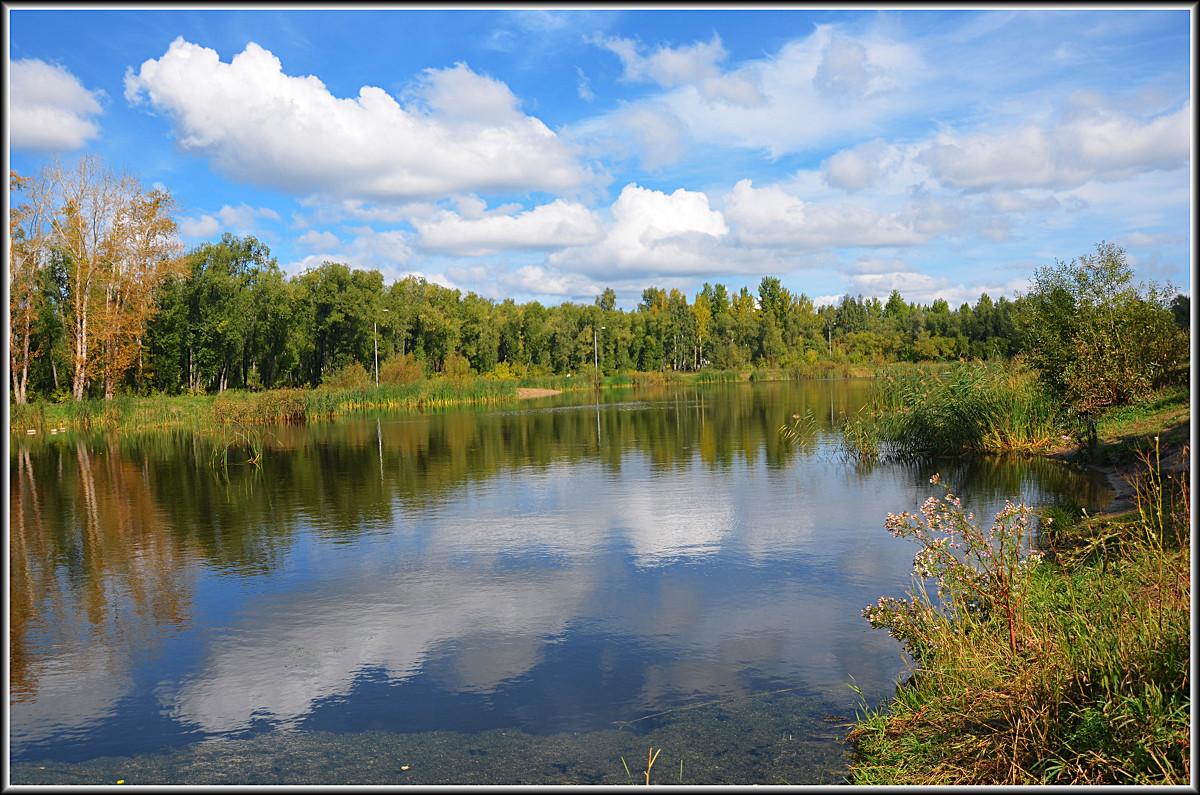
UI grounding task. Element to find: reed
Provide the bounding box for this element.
[693,369,743,383]
[844,362,1065,459]
[304,378,517,417]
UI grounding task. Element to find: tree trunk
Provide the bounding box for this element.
[72,316,89,401]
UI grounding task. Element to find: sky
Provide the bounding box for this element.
[6,4,1193,310]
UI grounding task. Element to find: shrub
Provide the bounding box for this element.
[1017,241,1187,414]
[441,351,472,383]
[321,361,371,389]
[380,352,424,385]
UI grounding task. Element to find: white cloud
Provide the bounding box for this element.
[277,226,412,279]
[597,33,765,107]
[9,59,104,151]
[813,36,878,100]
[919,95,1190,191]
[550,183,730,276]
[346,226,414,267]
[178,214,222,240]
[841,257,1024,307]
[177,203,280,240]
[1120,231,1181,249]
[297,229,340,252]
[415,199,603,256]
[295,197,437,227]
[576,67,595,102]
[723,179,929,250]
[987,191,1060,214]
[588,25,923,162]
[498,264,602,299]
[615,105,687,171]
[217,203,281,231]
[124,39,591,202]
[822,138,897,192]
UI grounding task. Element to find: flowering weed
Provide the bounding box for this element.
[862,474,1042,657]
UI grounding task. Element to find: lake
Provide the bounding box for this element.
[8,380,1111,785]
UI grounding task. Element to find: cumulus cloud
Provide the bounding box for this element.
[597,33,766,106]
[346,226,414,266]
[297,229,340,252]
[415,199,604,256]
[9,58,104,151]
[549,183,731,276]
[124,38,591,202]
[178,215,222,240]
[498,264,603,299]
[723,179,929,250]
[919,94,1191,191]
[822,138,897,191]
[178,203,281,240]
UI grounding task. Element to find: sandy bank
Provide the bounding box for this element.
[516,388,563,399]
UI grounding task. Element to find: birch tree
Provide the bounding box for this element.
[9,173,52,404]
[97,187,185,399]
[42,154,182,400]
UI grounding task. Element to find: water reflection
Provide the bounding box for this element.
[9,381,1111,766]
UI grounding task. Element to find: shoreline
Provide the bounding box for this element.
[1045,440,1188,516]
[515,388,563,399]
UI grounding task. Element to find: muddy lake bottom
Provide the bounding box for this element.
[10,690,854,785]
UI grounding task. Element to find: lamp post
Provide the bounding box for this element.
[375,308,389,386]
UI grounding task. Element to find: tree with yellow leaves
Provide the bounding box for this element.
[15,154,184,401]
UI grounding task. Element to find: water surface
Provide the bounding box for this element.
[9,380,1111,784]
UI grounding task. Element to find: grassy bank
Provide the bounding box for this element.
[846,393,1191,784]
[10,361,945,435]
[8,378,524,434]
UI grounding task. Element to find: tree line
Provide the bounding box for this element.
[10,156,1189,403]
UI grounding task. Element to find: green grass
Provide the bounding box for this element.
[1084,384,1190,466]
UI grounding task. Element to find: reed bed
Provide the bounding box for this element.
[842,362,1066,460]
[693,369,744,384]
[304,378,517,418]
[11,394,211,433]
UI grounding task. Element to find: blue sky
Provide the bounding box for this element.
[7,5,1193,309]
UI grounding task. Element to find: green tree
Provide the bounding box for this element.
[595,287,617,312]
[1017,241,1187,413]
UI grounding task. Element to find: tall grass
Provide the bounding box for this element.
[693,369,744,384]
[848,444,1191,784]
[842,362,1066,460]
[304,378,516,417]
